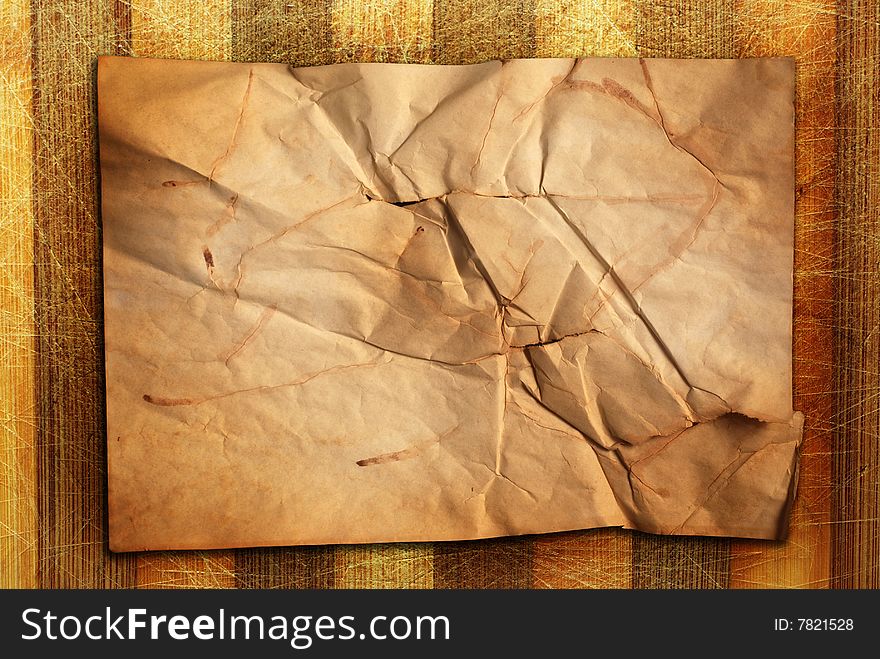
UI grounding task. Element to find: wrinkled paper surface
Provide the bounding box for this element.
[98,56,802,551]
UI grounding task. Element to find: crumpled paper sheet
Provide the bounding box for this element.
[98,55,802,552]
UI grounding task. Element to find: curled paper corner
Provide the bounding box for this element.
[98,55,800,551]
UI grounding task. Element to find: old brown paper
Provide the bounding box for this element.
[98,56,802,552]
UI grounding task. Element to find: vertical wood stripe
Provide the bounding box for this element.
[0,0,38,589]
[231,0,333,66]
[333,0,434,63]
[335,543,434,589]
[833,0,879,588]
[136,552,236,589]
[532,530,632,589]
[2,0,874,589]
[535,0,637,58]
[130,0,231,61]
[433,0,536,64]
[233,547,335,589]
[728,0,836,589]
[433,537,533,589]
[632,535,730,589]
[31,0,135,588]
[636,0,736,58]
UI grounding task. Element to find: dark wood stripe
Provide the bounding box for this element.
[632,534,730,589]
[832,0,880,588]
[635,0,736,58]
[433,537,534,589]
[231,0,334,65]
[31,0,135,588]
[234,546,336,589]
[630,0,735,589]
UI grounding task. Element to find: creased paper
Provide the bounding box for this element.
[98,55,802,551]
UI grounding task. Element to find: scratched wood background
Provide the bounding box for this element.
[1,0,877,589]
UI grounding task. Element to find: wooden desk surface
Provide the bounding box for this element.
[1,0,877,588]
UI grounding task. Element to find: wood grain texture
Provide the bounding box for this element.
[31,0,135,588]
[433,0,536,63]
[333,0,434,62]
[1,0,876,588]
[129,0,231,60]
[0,0,38,589]
[231,0,333,66]
[833,0,879,588]
[335,543,434,589]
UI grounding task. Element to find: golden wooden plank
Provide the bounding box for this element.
[335,543,434,588]
[231,0,334,65]
[832,0,879,588]
[532,531,632,588]
[31,0,135,588]
[233,548,336,589]
[433,0,537,63]
[136,551,237,589]
[535,0,637,57]
[130,0,232,60]
[332,0,434,63]
[635,0,736,58]
[0,0,38,589]
[433,538,534,588]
